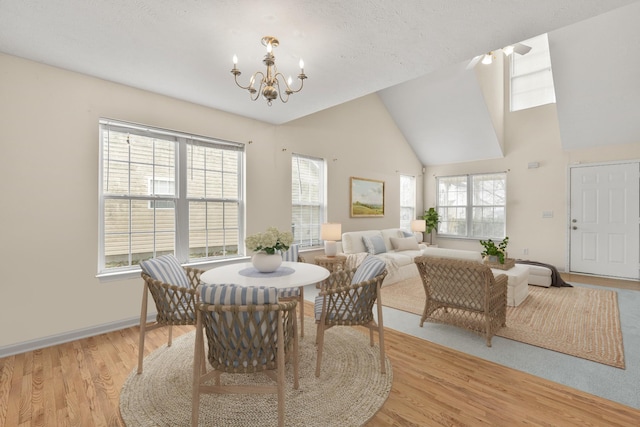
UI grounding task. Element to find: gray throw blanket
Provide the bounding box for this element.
[515,260,572,287]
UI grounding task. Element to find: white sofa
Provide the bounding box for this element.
[337,228,426,287]
[337,229,531,306]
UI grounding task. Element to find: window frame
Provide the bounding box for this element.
[509,33,556,112]
[399,174,417,230]
[291,153,326,248]
[98,119,245,277]
[436,172,507,240]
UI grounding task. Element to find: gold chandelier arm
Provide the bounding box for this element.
[274,72,306,98]
[232,69,266,92]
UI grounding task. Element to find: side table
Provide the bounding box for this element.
[314,254,347,290]
[314,254,347,272]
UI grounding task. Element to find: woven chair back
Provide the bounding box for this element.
[416,258,495,311]
[414,256,507,346]
[319,268,386,327]
[198,300,297,374]
[141,272,198,325]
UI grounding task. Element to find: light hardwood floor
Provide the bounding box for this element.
[1,276,638,426]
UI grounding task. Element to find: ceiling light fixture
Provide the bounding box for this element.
[481,52,494,65]
[502,45,515,56]
[468,42,532,70]
[231,36,307,106]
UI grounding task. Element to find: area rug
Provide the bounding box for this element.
[120,318,392,426]
[381,277,625,368]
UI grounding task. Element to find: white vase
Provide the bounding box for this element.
[251,252,282,273]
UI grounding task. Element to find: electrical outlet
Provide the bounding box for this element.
[523,248,529,255]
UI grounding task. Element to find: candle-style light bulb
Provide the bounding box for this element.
[233,54,238,65]
[299,59,304,70]
[287,76,293,86]
[267,43,272,53]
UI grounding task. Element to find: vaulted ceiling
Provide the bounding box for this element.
[1,0,639,165]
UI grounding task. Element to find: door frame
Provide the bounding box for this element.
[566,159,640,278]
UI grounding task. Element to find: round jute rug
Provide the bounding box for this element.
[120,318,392,426]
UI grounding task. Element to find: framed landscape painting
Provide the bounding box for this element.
[350,177,384,217]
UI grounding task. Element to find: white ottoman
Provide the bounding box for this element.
[490,264,530,307]
[524,264,553,287]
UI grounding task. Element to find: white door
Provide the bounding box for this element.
[569,163,639,279]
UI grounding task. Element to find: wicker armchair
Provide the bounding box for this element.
[314,265,387,377]
[414,256,507,347]
[138,255,204,374]
[192,284,299,427]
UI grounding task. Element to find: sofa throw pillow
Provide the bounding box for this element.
[362,235,387,255]
[401,230,414,238]
[352,255,386,284]
[390,236,420,251]
[140,254,190,287]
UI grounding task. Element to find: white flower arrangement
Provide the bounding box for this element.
[245,226,294,255]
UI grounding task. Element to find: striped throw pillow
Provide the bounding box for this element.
[140,254,190,287]
[351,255,386,284]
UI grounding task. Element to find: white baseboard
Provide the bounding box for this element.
[0,314,155,358]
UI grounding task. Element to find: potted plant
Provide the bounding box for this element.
[479,236,509,264]
[422,207,440,245]
[245,227,294,272]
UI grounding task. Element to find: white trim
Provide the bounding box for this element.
[0,315,154,359]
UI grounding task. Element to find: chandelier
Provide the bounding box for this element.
[231,36,307,106]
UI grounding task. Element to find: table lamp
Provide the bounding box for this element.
[321,223,342,256]
[411,219,426,243]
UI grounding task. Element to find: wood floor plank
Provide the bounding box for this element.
[1,276,638,427]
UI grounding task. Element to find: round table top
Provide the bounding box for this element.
[200,261,330,289]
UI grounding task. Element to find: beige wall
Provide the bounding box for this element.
[3,49,638,352]
[425,102,640,268]
[0,53,422,350]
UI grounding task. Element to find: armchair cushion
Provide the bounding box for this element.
[140,254,190,287]
[200,283,278,305]
[351,255,386,284]
[362,235,387,255]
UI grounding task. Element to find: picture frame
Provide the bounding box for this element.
[350,177,385,217]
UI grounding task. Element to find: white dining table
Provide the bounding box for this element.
[200,261,330,289]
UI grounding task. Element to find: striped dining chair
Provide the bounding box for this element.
[192,283,299,427]
[278,244,306,336]
[138,254,205,374]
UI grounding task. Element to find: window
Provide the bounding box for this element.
[510,33,556,112]
[399,174,416,230]
[147,178,174,209]
[437,172,506,239]
[98,119,244,274]
[291,154,326,247]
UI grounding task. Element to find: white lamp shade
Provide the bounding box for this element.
[321,223,341,256]
[321,223,342,241]
[411,219,426,232]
